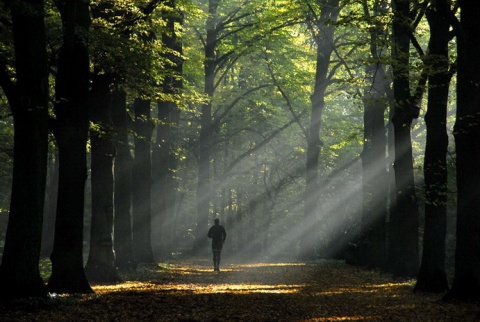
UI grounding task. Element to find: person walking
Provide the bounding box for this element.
[207,218,226,272]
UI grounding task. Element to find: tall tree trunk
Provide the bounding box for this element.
[236,189,244,253]
[132,98,155,265]
[415,1,451,293]
[152,0,182,260]
[359,0,389,270]
[153,100,180,259]
[41,152,58,257]
[302,0,340,259]
[445,0,480,301]
[194,0,219,254]
[389,0,419,277]
[47,0,93,294]
[225,186,235,253]
[360,63,388,269]
[85,72,119,283]
[0,0,49,298]
[112,89,133,271]
[385,68,397,270]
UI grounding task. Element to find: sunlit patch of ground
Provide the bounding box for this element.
[95,281,305,295]
[2,258,480,321]
[237,262,307,268]
[312,281,416,296]
[304,316,380,321]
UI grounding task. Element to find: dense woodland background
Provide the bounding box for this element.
[0,0,479,302]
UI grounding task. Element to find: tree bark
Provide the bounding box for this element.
[194,0,219,254]
[389,0,419,277]
[132,98,155,265]
[360,64,388,269]
[445,0,480,301]
[301,0,340,259]
[0,0,49,298]
[47,0,93,294]
[41,152,58,257]
[415,1,451,293]
[112,89,133,271]
[153,100,180,260]
[152,0,182,260]
[359,0,389,270]
[85,72,119,283]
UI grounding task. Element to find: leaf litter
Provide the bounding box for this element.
[1,258,479,321]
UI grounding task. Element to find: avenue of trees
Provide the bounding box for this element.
[0,0,479,302]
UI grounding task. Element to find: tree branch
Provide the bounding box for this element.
[223,112,305,176]
[212,84,272,126]
[264,50,308,138]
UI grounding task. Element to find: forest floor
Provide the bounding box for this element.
[1,257,479,321]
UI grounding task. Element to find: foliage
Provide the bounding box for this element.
[88,0,188,101]
[39,258,52,281]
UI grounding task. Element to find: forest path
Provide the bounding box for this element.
[3,258,480,321]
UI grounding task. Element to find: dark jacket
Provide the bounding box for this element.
[208,224,226,250]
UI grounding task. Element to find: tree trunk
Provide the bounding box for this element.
[236,189,244,253]
[47,0,93,294]
[445,0,480,301]
[225,186,236,253]
[415,1,451,293]
[112,89,133,271]
[41,153,58,257]
[0,0,49,298]
[152,0,182,260]
[359,0,389,270]
[360,63,388,269]
[85,72,119,283]
[194,0,219,254]
[152,100,180,259]
[132,98,155,265]
[389,0,419,277]
[385,69,397,271]
[302,0,340,259]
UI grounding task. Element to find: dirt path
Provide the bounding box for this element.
[2,258,480,321]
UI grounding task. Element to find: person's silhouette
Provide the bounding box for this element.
[207,218,226,272]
